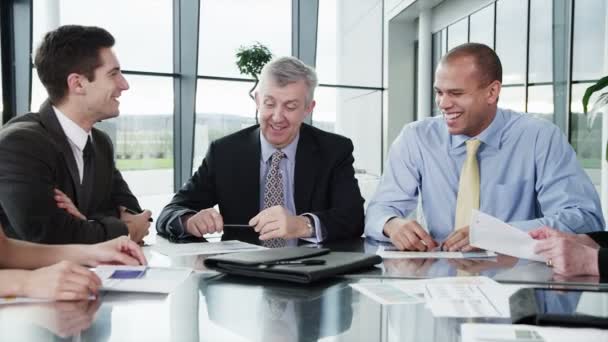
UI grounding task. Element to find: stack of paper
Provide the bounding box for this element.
[461,323,608,342]
[469,210,545,262]
[153,240,267,257]
[351,276,522,318]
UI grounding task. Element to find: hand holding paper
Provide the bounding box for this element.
[469,210,545,262]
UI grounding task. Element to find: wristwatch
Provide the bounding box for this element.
[303,215,316,238]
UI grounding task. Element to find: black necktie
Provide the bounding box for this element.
[80,136,95,213]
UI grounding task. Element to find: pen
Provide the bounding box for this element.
[224,224,253,228]
[261,259,326,267]
[124,208,154,222]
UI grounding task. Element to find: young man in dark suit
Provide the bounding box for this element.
[157,57,364,246]
[0,25,151,244]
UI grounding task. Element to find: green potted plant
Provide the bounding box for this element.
[236,42,273,123]
[582,75,608,161]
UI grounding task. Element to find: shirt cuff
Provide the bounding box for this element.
[300,213,324,244]
[169,209,197,239]
[364,214,396,242]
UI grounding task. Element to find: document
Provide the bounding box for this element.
[0,297,56,305]
[461,323,608,342]
[93,265,192,294]
[153,239,267,257]
[424,282,511,317]
[351,276,521,318]
[377,246,497,259]
[469,210,545,262]
[350,282,426,305]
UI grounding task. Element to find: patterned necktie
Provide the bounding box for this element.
[262,150,287,248]
[454,139,482,230]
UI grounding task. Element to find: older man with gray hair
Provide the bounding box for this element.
[157,56,364,246]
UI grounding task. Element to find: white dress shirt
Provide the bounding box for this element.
[53,106,91,183]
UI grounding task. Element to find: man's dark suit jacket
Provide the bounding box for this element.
[588,232,608,280]
[157,124,364,244]
[0,100,141,244]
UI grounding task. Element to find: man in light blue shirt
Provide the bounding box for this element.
[365,43,604,252]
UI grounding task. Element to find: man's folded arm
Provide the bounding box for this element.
[0,129,127,244]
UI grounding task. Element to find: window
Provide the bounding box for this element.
[32,0,173,72]
[197,0,291,78]
[498,86,526,113]
[469,4,494,48]
[495,0,527,86]
[570,0,608,176]
[315,0,383,178]
[316,0,383,87]
[571,83,603,170]
[312,87,382,176]
[572,0,607,81]
[193,79,257,170]
[447,18,468,51]
[528,0,553,84]
[527,85,553,121]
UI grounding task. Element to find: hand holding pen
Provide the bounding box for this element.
[119,206,152,243]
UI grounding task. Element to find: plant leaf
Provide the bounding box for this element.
[582,75,608,113]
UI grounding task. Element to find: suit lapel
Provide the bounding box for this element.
[241,128,261,217]
[38,100,83,208]
[294,125,319,213]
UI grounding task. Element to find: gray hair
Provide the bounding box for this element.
[259,56,318,104]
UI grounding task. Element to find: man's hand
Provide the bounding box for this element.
[54,189,86,220]
[442,226,480,252]
[119,207,151,243]
[183,208,224,237]
[529,226,600,249]
[85,236,147,266]
[19,261,101,301]
[249,205,311,240]
[534,235,600,276]
[382,218,438,251]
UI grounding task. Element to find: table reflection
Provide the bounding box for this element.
[0,299,104,340]
[201,276,354,342]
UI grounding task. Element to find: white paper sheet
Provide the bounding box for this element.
[0,297,55,305]
[425,282,511,317]
[377,246,497,259]
[350,282,426,305]
[94,265,192,294]
[152,240,267,256]
[461,323,608,342]
[469,210,545,262]
[350,276,520,318]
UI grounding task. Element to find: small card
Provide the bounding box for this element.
[110,269,146,279]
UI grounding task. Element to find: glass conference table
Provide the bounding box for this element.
[0,237,606,341]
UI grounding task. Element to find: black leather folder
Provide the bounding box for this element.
[510,287,608,329]
[204,247,382,283]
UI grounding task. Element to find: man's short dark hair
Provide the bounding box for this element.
[34,25,115,104]
[441,42,502,86]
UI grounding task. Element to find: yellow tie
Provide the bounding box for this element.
[454,139,481,230]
